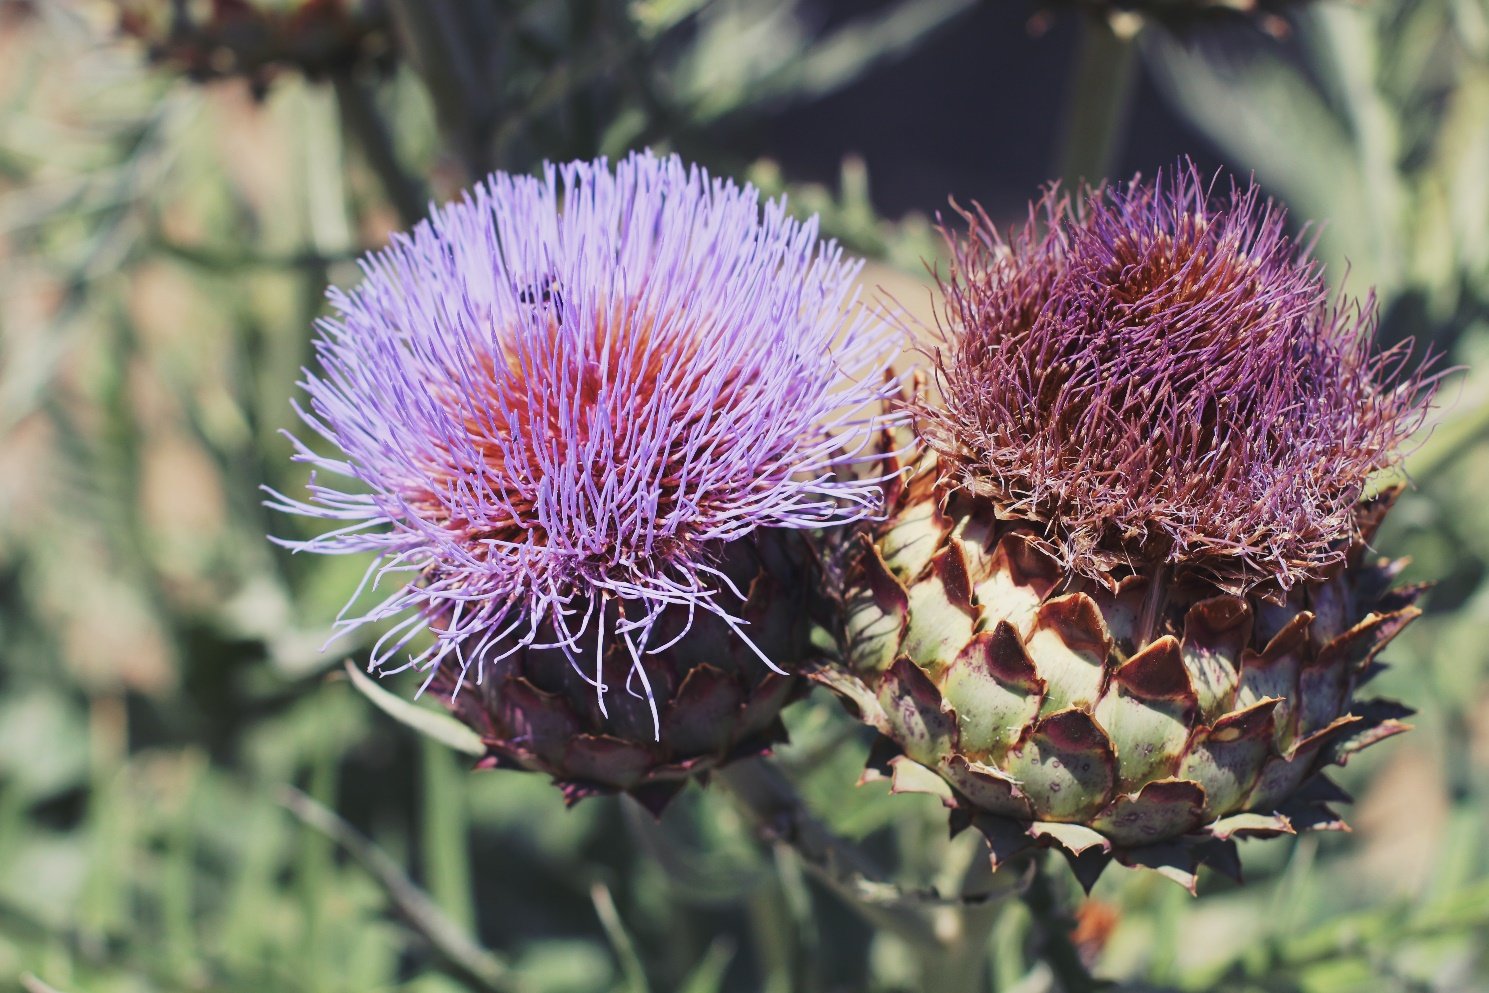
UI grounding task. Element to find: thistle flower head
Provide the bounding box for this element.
[271,151,897,720]
[926,161,1435,592]
[827,166,1436,885]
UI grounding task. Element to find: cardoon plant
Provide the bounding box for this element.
[271,151,897,810]
[823,163,1437,889]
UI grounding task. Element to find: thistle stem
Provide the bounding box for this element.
[279,787,528,993]
[717,757,940,947]
[716,757,892,882]
[1020,855,1102,993]
[1057,13,1140,189]
[913,892,1003,993]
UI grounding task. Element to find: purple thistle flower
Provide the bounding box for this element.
[269,151,898,736]
[925,160,1437,592]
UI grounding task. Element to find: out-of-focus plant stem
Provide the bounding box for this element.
[711,753,935,946]
[1020,854,1102,993]
[1058,13,1140,189]
[914,847,1006,993]
[280,787,529,993]
[718,757,940,946]
[332,72,429,227]
[387,0,494,178]
[717,757,1021,956]
[592,882,652,993]
[80,694,128,939]
[421,738,476,934]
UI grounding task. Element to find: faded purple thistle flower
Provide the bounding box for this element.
[925,161,1436,593]
[270,151,898,740]
[823,165,1439,886]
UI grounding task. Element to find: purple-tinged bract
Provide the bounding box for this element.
[270,152,897,783]
[821,163,1439,889]
[927,162,1434,593]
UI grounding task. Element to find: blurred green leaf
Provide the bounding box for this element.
[591,882,651,993]
[0,691,88,801]
[344,659,485,757]
[280,786,528,993]
[677,938,736,993]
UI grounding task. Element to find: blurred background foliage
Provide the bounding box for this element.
[0,1,1486,991]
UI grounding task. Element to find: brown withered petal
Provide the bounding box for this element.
[923,161,1438,594]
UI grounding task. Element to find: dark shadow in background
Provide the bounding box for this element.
[751,1,1228,221]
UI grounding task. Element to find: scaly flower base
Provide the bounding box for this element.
[820,455,1421,890]
[430,530,818,814]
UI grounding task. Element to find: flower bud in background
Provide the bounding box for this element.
[823,162,1438,889]
[114,0,395,96]
[271,151,899,809]
[1033,1,1312,38]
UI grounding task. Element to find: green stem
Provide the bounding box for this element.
[717,757,1020,954]
[592,882,651,993]
[280,787,528,993]
[716,757,885,879]
[915,903,1003,993]
[386,0,492,178]
[1020,855,1101,993]
[295,748,338,992]
[915,829,1010,993]
[331,72,428,227]
[717,757,939,947]
[1057,13,1140,190]
[420,736,476,933]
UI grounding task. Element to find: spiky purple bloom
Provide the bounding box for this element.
[926,162,1435,592]
[270,151,897,728]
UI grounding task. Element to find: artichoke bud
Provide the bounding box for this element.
[836,456,1419,890]
[824,162,1437,890]
[432,530,818,814]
